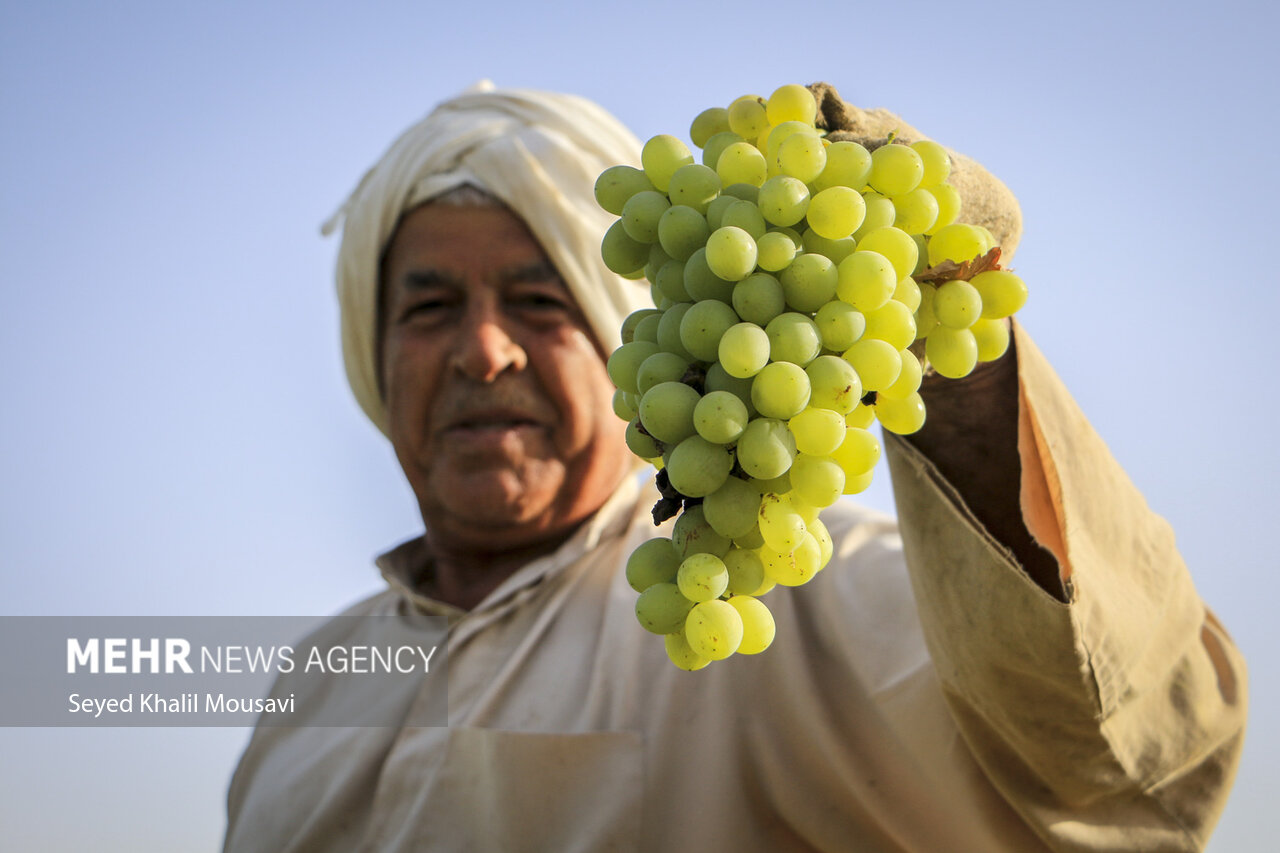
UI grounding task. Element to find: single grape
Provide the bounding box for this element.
[806,355,863,414]
[664,631,710,671]
[765,312,822,366]
[685,599,744,660]
[679,299,739,362]
[655,259,691,302]
[732,271,787,326]
[758,492,807,553]
[658,205,711,262]
[735,418,797,480]
[861,300,917,350]
[843,338,902,391]
[606,340,660,394]
[756,231,799,272]
[612,389,638,421]
[878,349,923,400]
[868,143,924,196]
[667,164,722,214]
[727,596,776,655]
[752,361,811,420]
[705,226,759,281]
[910,139,951,187]
[806,186,866,240]
[971,270,1028,319]
[594,165,655,216]
[683,248,735,303]
[813,301,866,353]
[727,95,770,140]
[721,200,767,240]
[924,184,962,234]
[972,318,1011,362]
[625,419,662,460]
[789,407,847,456]
[801,230,858,264]
[718,323,771,379]
[656,302,695,360]
[642,134,694,192]
[779,253,838,313]
[777,132,827,183]
[926,223,988,267]
[934,280,982,329]
[693,389,750,444]
[789,453,845,508]
[626,538,681,592]
[620,190,671,243]
[702,130,746,169]
[601,219,649,275]
[890,188,939,235]
[690,106,731,148]
[832,426,881,477]
[677,552,730,602]
[636,351,690,395]
[667,435,734,498]
[925,326,979,378]
[635,582,695,634]
[836,250,897,312]
[723,548,766,596]
[638,380,700,444]
[716,141,770,187]
[874,391,927,435]
[856,227,918,280]
[812,140,872,191]
[703,476,762,539]
[766,83,818,125]
[757,175,810,227]
[760,534,822,586]
[672,504,732,558]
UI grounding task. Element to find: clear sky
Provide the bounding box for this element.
[1,0,1275,849]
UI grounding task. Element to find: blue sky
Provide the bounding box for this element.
[1,1,1276,849]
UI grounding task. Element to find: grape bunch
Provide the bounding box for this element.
[596,84,1028,670]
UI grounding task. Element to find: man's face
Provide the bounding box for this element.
[379,203,630,555]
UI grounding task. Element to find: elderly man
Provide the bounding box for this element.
[223,83,1245,852]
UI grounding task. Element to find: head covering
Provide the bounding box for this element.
[322,80,651,437]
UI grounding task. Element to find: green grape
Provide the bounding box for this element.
[836,250,897,312]
[626,538,681,592]
[971,270,1028,319]
[635,582,695,634]
[856,227,918,280]
[721,199,767,240]
[763,121,816,165]
[658,205,711,262]
[806,355,862,414]
[685,599,744,660]
[972,318,1011,362]
[752,361,811,419]
[704,363,757,418]
[667,164,722,214]
[868,143,924,196]
[683,248,735,303]
[832,426,881,477]
[706,194,739,231]
[607,340,660,394]
[716,141,770,187]
[705,226,759,281]
[638,380,700,444]
[892,276,922,312]
[934,280,982,329]
[664,631,710,671]
[806,186,866,240]
[765,312,822,365]
[731,271,786,326]
[812,140,872,191]
[723,182,760,203]
[642,134,694,192]
[915,282,939,338]
[656,302,695,359]
[910,139,951,188]
[875,391,927,435]
[677,552,730,602]
[728,595,776,655]
[734,525,767,553]
[924,184,962,234]
[722,548,765,596]
[862,300,917,350]
[788,407,847,456]
[790,453,845,508]
[758,492,806,553]
[625,418,662,460]
[735,417,797,479]
[926,326,979,378]
[693,389,750,444]
[926,223,988,267]
[760,534,822,586]
[879,349,923,400]
[690,106,731,148]
[655,259,691,302]
[672,504,732,558]
[844,469,874,495]
[756,231,799,272]
[845,404,875,429]
[801,229,858,264]
[727,95,769,140]
[777,132,827,183]
[621,190,671,243]
[667,435,734,498]
[843,338,902,391]
[809,517,834,569]
[717,322,770,379]
[636,351,689,395]
[855,191,897,239]
[757,175,810,227]
[790,495,820,525]
[703,477,763,539]
[594,165,656,216]
[621,308,660,344]
[813,301,866,353]
[679,299,739,362]
[601,220,649,275]
[779,253,838,313]
[766,83,818,125]
[890,188,939,235]
[612,389,638,421]
[701,130,746,169]
[645,244,673,283]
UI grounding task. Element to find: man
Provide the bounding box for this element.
[224,82,1246,852]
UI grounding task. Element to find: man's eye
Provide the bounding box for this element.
[400,299,450,320]
[514,293,569,311]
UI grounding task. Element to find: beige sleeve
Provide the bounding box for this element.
[883,323,1247,852]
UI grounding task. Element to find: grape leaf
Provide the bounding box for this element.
[915,246,1003,284]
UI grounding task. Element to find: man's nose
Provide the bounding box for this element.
[451,304,528,382]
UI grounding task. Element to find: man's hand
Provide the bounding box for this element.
[902,328,1065,601]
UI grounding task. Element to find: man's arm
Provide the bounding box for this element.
[901,332,1065,600]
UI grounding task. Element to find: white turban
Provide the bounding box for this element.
[322,81,652,437]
